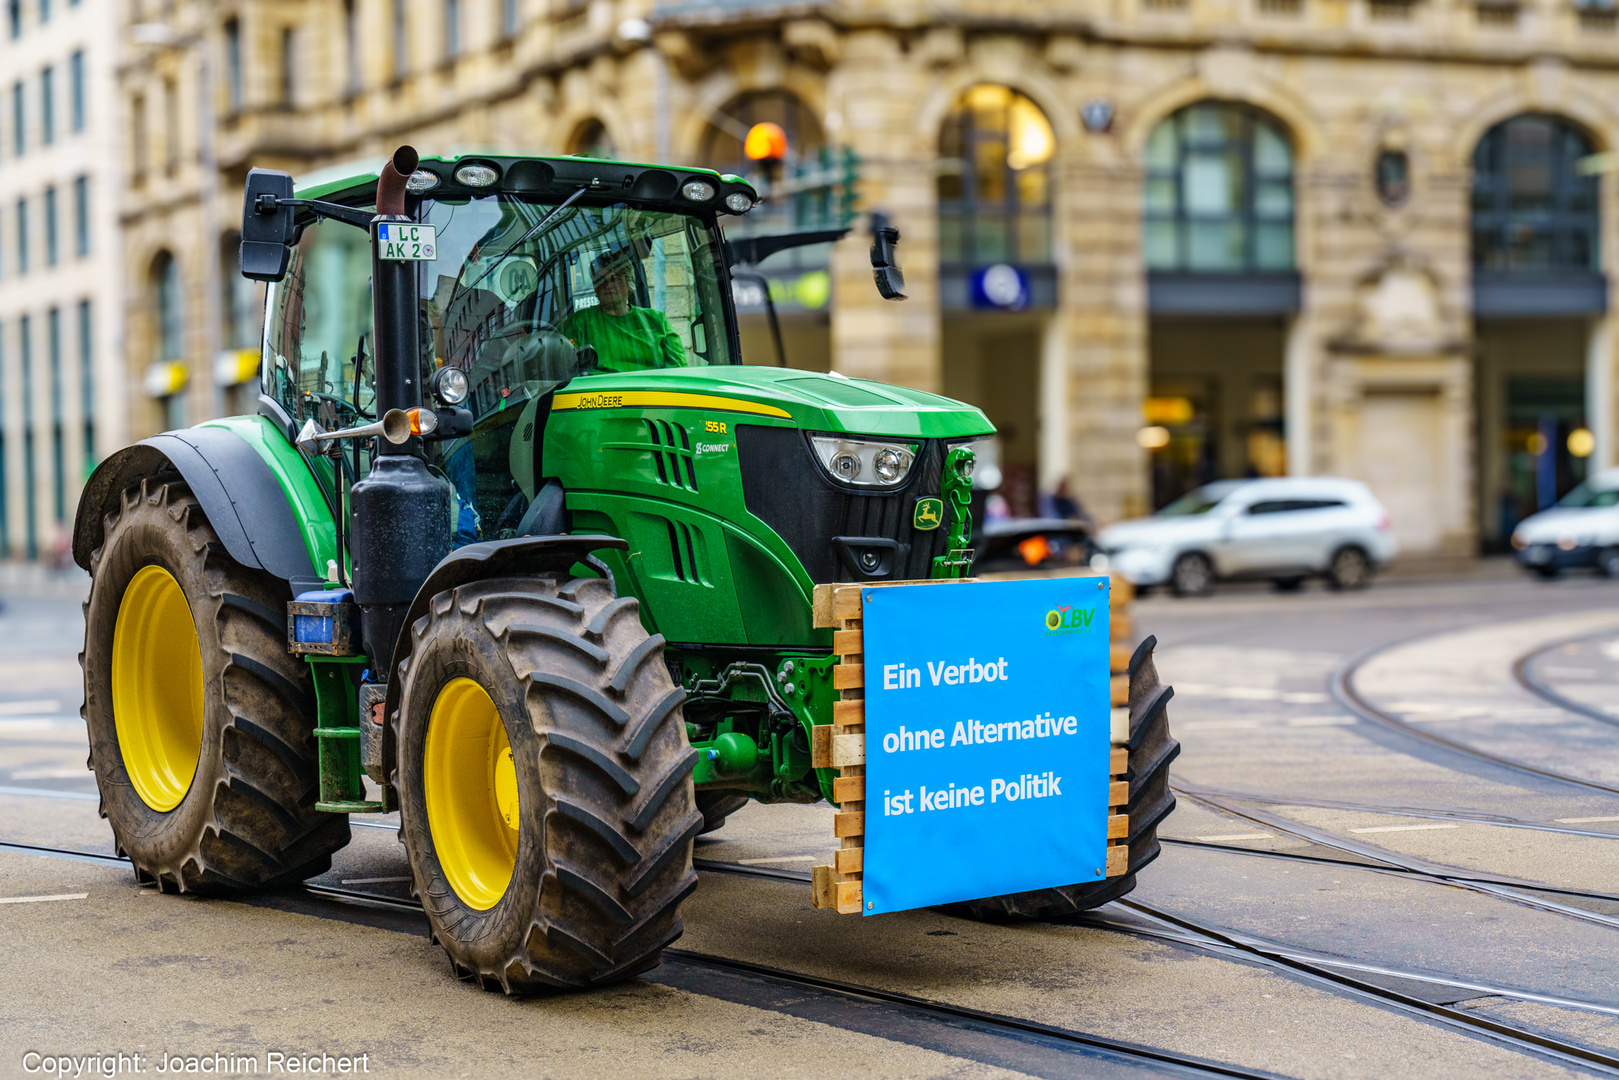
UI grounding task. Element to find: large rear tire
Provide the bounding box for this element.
[396,575,702,992]
[81,478,350,891]
[939,636,1179,921]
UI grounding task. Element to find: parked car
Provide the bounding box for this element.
[1098,477,1398,596]
[1510,467,1619,578]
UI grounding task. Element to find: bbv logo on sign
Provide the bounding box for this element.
[913,497,944,531]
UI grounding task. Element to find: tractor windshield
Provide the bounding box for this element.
[263,192,736,545]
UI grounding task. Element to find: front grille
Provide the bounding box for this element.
[645,419,698,491]
[737,425,957,584]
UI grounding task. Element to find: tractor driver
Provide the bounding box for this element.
[560,249,687,372]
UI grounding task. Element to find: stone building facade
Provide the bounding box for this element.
[0,0,125,561]
[117,0,1619,556]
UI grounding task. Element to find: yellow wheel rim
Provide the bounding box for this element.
[425,677,520,910]
[111,565,205,813]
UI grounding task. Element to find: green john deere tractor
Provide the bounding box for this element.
[75,146,1177,991]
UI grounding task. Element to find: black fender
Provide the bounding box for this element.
[73,429,325,593]
[380,534,630,781]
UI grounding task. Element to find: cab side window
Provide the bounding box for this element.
[264,215,375,426]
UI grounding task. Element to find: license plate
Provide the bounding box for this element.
[377,223,437,261]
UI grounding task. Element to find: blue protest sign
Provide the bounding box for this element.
[860,577,1112,914]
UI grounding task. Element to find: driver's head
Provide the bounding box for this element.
[591,250,634,302]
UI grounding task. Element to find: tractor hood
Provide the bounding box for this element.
[553,366,995,440]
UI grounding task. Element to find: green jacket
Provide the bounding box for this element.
[560,306,686,372]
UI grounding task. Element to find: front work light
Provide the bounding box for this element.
[454,163,500,187]
[681,180,716,202]
[431,365,469,405]
[724,192,754,213]
[811,435,918,488]
[405,169,441,193]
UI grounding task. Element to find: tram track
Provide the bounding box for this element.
[8,836,1618,1076]
[1329,630,1619,799]
[1513,632,1619,729]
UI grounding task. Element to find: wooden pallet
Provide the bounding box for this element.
[809,575,1135,913]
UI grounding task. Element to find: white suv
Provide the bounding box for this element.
[1510,467,1619,578]
[1099,478,1399,596]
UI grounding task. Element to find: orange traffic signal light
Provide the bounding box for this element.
[744,122,788,162]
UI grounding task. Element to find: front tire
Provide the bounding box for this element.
[1170,553,1214,597]
[1326,546,1371,590]
[397,575,702,992]
[940,636,1179,921]
[81,478,349,891]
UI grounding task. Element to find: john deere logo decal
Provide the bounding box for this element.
[913,497,944,531]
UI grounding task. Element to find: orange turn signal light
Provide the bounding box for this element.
[407,407,438,437]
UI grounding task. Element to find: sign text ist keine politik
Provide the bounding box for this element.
[859,578,1111,913]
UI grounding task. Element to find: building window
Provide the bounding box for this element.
[392,0,408,79]
[700,93,837,237]
[1144,102,1295,273]
[15,197,27,273]
[501,0,518,37]
[279,26,295,108]
[47,305,62,523]
[43,185,55,265]
[12,81,24,156]
[162,78,178,175]
[131,94,147,184]
[38,0,46,24]
[444,0,460,58]
[73,174,87,255]
[342,0,360,93]
[77,298,92,462]
[19,313,34,558]
[153,251,183,429]
[1472,113,1598,272]
[937,85,1056,266]
[39,65,51,145]
[69,50,83,132]
[570,118,617,160]
[7,0,18,39]
[223,19,242,112]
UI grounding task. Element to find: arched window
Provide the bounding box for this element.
[151,250,181,361]
[1472,114,1598,271]
[1143,103,1294,272]
[701,90,825,177]
[701,91,830,235]
[937,85,1054,265]
[566,118,615,159]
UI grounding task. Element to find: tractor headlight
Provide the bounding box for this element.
[724,192,754,213]
[406,169,441,193]
[431,365,469,405]
[454,163,500,187]
[811,436,918,488]
[681,179,716,202]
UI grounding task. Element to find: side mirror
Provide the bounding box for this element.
[869,211,906,301]
[241,168,296,282]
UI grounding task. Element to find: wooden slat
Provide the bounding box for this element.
[834,879,863,914]
[833,664,865,690]
[832,586,863,621]
[1109,574,1134,606]
[1109,780,1129,806]
[833,811,864,838]
[833,775,865,803]
[834,846,864,874]
[831,733,865,767]
[1110,746,1128,776]
[1110,673,1129,707]
[832,699,865,727]
[810,724,832,769]
[1108,813,1129,840]
[1111,611,1132,640]
[811,864,834,907]
[832,628,864,656]
[812,584,837,629]
[1111,707,1129,745]
[1106,845,1128,877]
[1110,643,1131,674]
